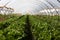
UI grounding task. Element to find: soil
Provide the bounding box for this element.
[0,17,5,22]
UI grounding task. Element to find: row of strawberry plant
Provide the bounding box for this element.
[0,16,24,30]
[0,15,26,40]
[29,15,60,40]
